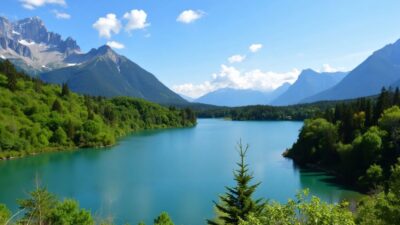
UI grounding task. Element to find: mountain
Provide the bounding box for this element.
[40,45,187,105]
[0,16,186,105]
[271,69,347,106]
[179,94,195,102]
[303,39,400,103]
[194,83,291,107]
[0,16,81,74]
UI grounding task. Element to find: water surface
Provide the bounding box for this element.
[0,119,362,224]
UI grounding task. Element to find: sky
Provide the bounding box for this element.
[2,0,400,98]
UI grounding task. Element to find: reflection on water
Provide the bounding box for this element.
[0,119,363,225]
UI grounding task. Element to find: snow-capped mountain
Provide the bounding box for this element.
[0,16,81,74]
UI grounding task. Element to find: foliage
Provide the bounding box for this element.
[196,103,336,121]
[17,186,57,224]
[356,159,400,225]
[46,199,94,225]
[0,60,196,159]
[207,141,264,225]
[153,212,174,225]
[0,203,10,224]
[240,190,355,225]
[286,87,400,190]
[285,118,338,165]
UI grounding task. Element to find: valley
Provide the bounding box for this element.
[1,2,400,224]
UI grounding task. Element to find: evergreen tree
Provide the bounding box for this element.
[208,141,264,225]
[34,78,43,93]
[365,99,374,127]
[0,204,10,225]
[373,87,391,124]
[154,212,174,225]
[52,99,63,113]
[393,87,400,106]
[18,185,57,225]
[61,83,70,97]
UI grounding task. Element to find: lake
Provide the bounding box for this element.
[0,119,362,224]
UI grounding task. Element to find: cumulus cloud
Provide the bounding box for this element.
[123,9,150,32]
[93,14,121,39]
[52,10,70,19]
[172,65,300,98]
[177,10,204,24]
[249,44,263,53]
[228,54,246,64]
[106,41,125,49]
[21,0,66,10]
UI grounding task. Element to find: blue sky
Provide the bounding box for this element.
[2,0,400,97]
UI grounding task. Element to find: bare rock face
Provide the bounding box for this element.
[13,17,80,53]
[0,16,81,74]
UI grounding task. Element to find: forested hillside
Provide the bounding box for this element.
[0,60,196,159]
[196,101,351,121]
[285,87,400,191]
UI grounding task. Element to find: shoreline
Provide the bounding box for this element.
[0,123,197,161]
[283,151,366,195]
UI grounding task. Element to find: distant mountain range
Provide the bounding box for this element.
[179,94,195,102]
[271,69,347,106]
[194,69,347,107]
[0,16,186,105]
[303,39,400,103]
[196,38,400,107]
[2,16,400,107]
[194,83,290,107]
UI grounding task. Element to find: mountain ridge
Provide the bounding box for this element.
[271,69,347,106]
[194,83,291,107]
[41,45,187,104]
[0,16,187,105]
[303,39,400,103]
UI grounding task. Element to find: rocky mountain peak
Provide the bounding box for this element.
[9,17,80,53]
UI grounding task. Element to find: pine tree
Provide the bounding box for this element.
[61,83,70,97]
[394,87,400,106]
[207,141,264,225]
[18,183,57,225]
[365,99,373,127]
[4,60,18,92]
[373,87,391,124]
[51,99,63,113]
[154,212,174,225]
[6,71,17,92]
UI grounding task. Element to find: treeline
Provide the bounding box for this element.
[196,102,343,121]
[2,142,400,225]
[0,60,196,159]
[285,87,400,191]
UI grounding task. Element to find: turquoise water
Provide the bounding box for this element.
[0,119,362,224]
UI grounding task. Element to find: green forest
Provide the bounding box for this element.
[285,87,400,192]
[196,101,348,121]
[0,60,196,159]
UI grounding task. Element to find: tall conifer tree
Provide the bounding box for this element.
[208,141,264,225]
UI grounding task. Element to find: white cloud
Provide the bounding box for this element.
[21,0,66,10]
[228,54,246,64]
[320,64,339,73]
[172,65,300,98]
[177,10,204,24]
[249,44,263,53]
[93,14,121,39]
[52,10,70,19]
[106,41,125,49]
[123,9,150,32]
